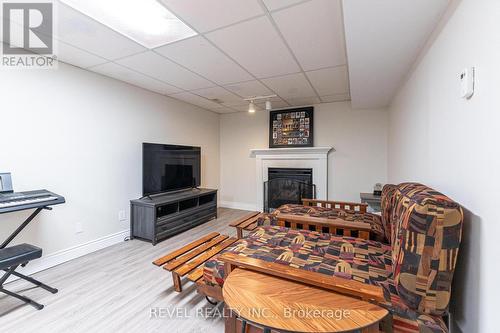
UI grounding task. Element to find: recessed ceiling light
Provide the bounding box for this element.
[60,0,197,49]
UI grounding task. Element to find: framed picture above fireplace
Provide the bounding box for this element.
[269,107,314,148]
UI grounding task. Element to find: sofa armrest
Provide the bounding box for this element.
[276,213,371,240]
[219,252,384,302]
[302,199,368,213]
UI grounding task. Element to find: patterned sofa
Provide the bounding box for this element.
[204,183,463,332]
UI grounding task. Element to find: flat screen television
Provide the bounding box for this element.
[143,143,201,196]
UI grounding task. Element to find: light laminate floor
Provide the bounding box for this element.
[0,208,249,333]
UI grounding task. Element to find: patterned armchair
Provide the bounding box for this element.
[205,183,463,332]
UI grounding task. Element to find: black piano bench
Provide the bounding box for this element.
[0,244,58,310]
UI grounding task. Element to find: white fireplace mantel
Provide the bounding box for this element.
[250,147,334,158]
[250,147,334,211]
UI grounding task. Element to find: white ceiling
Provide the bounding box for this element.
[2,0,451,113]
[33,0,350,113]
[343,0,451,109]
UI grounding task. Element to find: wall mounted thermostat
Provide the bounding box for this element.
[460,67,475,99]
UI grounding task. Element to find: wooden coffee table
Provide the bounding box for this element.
[223,268,388,333]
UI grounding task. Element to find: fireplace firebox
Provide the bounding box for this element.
[264,168,316,212]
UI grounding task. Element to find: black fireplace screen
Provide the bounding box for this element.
[264,168,316,212]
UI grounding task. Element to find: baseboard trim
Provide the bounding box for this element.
[9,229,130,282]
[219,201,258,211]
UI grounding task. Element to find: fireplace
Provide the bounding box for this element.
[250,147,333,211]
[264,168,315,212]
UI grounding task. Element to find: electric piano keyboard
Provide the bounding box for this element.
[0,190,65,214]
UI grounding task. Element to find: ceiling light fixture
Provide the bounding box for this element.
[248,101,256,113]
[60,0,197,49]
[244,95,277,113]
[265,100,272,111]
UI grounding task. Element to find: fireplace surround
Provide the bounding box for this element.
[250,147,334,211]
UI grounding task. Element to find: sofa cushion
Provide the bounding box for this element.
[391,183,463,316]
[203,225,448,332]
[377,277,448,332]
[381,184,397,243]
[392,314,448,333]
[203,225,392,288]
[265,204,386,242]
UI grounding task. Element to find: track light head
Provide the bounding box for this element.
[244,94,277,113]
[248,101,256,113]
[265,100,272,111]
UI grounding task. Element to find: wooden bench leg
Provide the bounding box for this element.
[236,227,243,239]
[224,262,235,276]
[172,272,182,292]
[225,304,237,333]
[361,323,379,332]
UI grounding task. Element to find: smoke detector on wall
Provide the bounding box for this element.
[460,67,475,99]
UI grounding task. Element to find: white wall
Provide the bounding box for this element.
[387,0,500,331]
[0,63,219,269]
[219,102,388,210]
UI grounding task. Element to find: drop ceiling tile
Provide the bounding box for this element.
[57,42,107,68]
[160,0,264,33]
[221,101,249,108]
[262,0,307,11]
[255,95,287,106]
[224,80,274,98]
[229,104,263,112]
[191,86,243,105]
[272,0,346,70]
[2,18,108,70]
[286,96,321,106]
[90,63,182,95]
[223,95,285,108]
[116,51,214,90]
[320,94,351,103]
[206,16,300,78]
[169,92,224,109]
[56,2,146,60]
[155,36,252,85]
[306,66,349,96]
[256,99,290,110]
[210,106,237,114]
[261,73,316,99]
[259,95,287,103]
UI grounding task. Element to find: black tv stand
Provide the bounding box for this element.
[130,188,217,245]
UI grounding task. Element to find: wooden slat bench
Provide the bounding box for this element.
[153,232,237,293]
[228,211,262,238]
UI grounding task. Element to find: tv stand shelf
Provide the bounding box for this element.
[130,188,217,245]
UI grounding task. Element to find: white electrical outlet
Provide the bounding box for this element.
[75,222,83,234]
[118,210,127,222]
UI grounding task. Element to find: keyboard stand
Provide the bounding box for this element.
[0,265,54,310]
[0,204,60,310]
[0,206,51,249]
